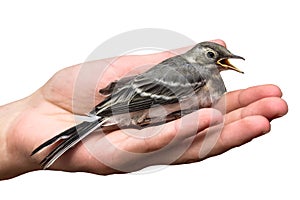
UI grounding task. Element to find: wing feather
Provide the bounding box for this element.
[93,56,206,116]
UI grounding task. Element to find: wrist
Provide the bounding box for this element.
[0,97,38,180]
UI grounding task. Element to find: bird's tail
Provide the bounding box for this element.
[31,118,106,169]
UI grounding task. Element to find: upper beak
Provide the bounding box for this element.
[217,55,245,73]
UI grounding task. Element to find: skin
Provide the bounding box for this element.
[0,40,288,180]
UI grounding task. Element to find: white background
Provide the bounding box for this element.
[0,0,299,199]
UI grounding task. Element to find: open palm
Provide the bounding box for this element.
[2,40,288,179]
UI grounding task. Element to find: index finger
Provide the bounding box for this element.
[220,84,283,113]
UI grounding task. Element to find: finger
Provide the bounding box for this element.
[50,141,118,175]
[57,108,223,173]
[132,108,223,153]
[72,39,226,86]
[225,97,288,125]
[93,39,227,92]
[103,39,226,76]
[174,115,270,164]
[211,39,226,47]
[92,108,222,154]
[58,108,222,164]
[216,84,283,113]
[211,115,271,157]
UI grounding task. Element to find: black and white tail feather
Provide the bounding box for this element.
[31,118,108,169]
[31,41,244,169]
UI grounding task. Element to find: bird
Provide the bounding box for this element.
[31,41,244,169]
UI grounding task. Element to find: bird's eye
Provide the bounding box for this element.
[207,51,215,59]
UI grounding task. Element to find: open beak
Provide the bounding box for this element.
[217,55,245,73]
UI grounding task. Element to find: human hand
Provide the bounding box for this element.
[0,40,288,180]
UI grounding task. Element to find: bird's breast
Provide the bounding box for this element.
[195,74,226,108]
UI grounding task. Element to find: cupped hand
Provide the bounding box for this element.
[1,40,288,179]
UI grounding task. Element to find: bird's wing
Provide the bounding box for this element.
[93,58,207,117]
[99,75,136,95]
[93,75,179,116]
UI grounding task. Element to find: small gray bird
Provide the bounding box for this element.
[31,41,244,168]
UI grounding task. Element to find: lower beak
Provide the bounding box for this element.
[217,55,245,73]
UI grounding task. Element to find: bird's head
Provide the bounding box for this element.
[184,41,244,73]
